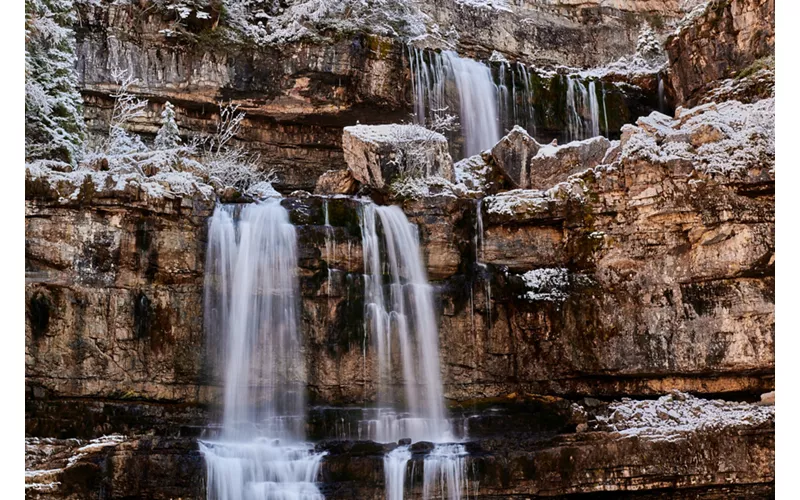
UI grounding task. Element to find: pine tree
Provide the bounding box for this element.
[154,101,181,149]
[25,0,86,165]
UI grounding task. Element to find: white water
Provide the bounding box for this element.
[384,445,412,500]
[566,75,606,141]
[409,48,500,158]
[360,203,449,442]
[423,444,469,500]
[658,74,667,113]
[360,203,469,500]
[201,201,325,500]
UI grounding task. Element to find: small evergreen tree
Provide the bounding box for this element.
[25,0,86,165]
[154,101,181,149]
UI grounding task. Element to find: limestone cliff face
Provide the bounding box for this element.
[25,141,774,424]
[417,0,700,66]
[25,173,214,436]
[75,1,410,192]
[666,0,775,106]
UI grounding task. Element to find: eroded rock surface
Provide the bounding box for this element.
[666,0,775,105]
[342,124,454,190]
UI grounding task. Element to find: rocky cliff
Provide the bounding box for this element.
[25,0,775,497]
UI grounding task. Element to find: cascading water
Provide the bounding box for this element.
[565,75,605,142]
[409,48,500,158]
[360,202,467,500]
[423,444,469,500]
[360,203,449,442]
[200,200,326,500]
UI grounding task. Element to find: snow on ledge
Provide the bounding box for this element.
[344,124,447,146]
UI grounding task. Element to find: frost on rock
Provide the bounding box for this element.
[454,153,491,191]
[576,26,667,80]
[26,434,128,493]
[455,0,511,13]
[595,391,774,442]
[520,268,570,302]
[223,0,429,45]
[26,162,215,202]
[245,181,282,200]
[345,123,447,146]
[390,175,475,200]
[485,189,551,216]
[620,98,774,176]
[343,123,454,189]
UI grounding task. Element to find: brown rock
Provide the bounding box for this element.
[342,124,454,191]
[666,0,775,106]
[314,169,359,195]
[490,126,541,188]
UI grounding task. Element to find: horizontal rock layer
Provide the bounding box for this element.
[26,144,774,418]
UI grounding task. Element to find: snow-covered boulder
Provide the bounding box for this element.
[489,126,541,189]
[525,136,611,190]
[314,169,359,195]
[490,126,610,190]
[620,98,775,176]
[342,124,454,190]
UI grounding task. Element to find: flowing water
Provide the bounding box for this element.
[565,75,605,142]
[360,203,449,442]
[200,200,325,500]
[409,48,501,158]
[360,202,468,499]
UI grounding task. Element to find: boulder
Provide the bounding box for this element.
[526,136,611,189]
[314,169,359,195]
[490,126,611,190]
[342,124,454,190]
[490,126,541,188]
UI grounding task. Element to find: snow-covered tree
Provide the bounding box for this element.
[25,0,86,165]
[155,101,182,149]
[224,0,428,44]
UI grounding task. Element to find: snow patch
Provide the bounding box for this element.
[621,98,775,175]
[596,391,774,442]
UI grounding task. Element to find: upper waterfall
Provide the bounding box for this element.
[410,48,501,158]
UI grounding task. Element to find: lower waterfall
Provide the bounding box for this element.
[199,200,326,500]
[361,202,468,500]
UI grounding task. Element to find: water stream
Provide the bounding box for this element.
[200,200,326,500]
[360,202,467,499]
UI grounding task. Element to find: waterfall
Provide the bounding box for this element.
[658,74,666,113]
[200,200,325,500]
[360,202,468,500]
[423,444,469,500]
[566,76,604,141]
[360,203,449,442]
[384,445,412,500]
[409,48,500,158]
[565,76,584,142]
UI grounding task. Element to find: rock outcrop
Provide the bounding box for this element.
[490,126,612,190]
[25,395,774,499]
[342,124,454,190]
[314,169,360,196]
[26,98,774,416]
[666,0,775,105]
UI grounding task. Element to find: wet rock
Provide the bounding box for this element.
[342,124,454,191]
[409,441,435,454]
